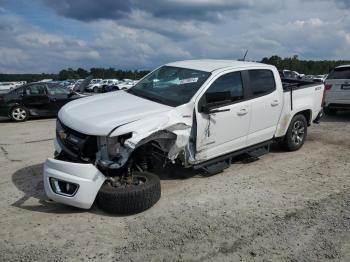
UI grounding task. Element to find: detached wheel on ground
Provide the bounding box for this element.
[10,106,28,122]
[97,172,161,214]
[282,114,307,151]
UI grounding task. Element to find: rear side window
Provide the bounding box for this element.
[248,70,276,97]
[327,67,350,79]
[26,84,46,95]
[10,87,24,95]
[207,72,244,101]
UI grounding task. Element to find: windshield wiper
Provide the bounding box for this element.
[139,94,163,104]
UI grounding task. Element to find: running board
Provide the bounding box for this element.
[194,140,272,175]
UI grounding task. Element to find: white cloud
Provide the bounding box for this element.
[16,32,64,47]
[0,47,27,65]
[0,0,350,73]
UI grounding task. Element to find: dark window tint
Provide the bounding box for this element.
[207,72,243,101]
[327,67,350,79]
[248,70,276,96]
[26,84,46,95]
[10,87,24,95]
[46,84,70,95]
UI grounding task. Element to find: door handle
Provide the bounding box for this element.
[237,108,248,116]
[51,98,57,102]
[271,100,280,106]
[210,108,230,114]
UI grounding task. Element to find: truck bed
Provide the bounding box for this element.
[273,78,324,138]
[282,78,321,92]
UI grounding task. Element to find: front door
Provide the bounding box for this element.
[195,71,251,161]
[45,84,73,114]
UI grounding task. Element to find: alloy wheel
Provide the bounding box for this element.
[291,120,305,146]
[12,107,27,121]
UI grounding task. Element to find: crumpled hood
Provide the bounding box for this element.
[58,91,172,136]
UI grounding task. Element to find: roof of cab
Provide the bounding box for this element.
[166,59,268,72]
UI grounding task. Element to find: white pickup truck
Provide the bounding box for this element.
[43,60,324,214]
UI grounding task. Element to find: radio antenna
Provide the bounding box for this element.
[243,49,248,61]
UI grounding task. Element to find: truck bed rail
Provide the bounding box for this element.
[282,78,320,91]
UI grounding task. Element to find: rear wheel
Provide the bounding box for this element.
[97,172,161,214]
[282,114,307,151]
[93,86,98,93]
[10,106,28,122]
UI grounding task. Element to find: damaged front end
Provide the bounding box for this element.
[44,103,196,209]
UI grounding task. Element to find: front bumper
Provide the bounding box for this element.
[43,158,106,209]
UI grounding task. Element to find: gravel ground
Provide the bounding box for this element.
[0,112,350,262]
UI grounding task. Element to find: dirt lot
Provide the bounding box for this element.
[0,112,350,262]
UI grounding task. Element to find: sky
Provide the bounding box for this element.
[0,0,349,73]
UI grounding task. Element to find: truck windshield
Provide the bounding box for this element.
[128,66,211,107]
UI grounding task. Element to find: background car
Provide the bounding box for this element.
[87,79,119,93]
[117,79,136,90]
[0,82,19,92]
[324,65,350,114]
[0,82,83,122]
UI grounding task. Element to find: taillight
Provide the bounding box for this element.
[321,84,329,107]
[325,84,332,90]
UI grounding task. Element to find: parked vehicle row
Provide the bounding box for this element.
[86,78,139,93]
[0,81,27,91]
[42,60,325,214]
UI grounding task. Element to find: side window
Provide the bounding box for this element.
[248,70,276,97]
[206,71,244,102]
[46,84,70,95]
[10,87,24,95]
[26,84,46,95]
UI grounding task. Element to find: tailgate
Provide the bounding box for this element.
[325,79,350,102]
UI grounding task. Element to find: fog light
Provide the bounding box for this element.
[49,178,79,197]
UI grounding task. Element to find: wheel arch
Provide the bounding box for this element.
[275,109,312,138]
[296,109,312,126]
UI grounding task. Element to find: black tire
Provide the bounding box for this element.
[93,86,98,93]
[282,114,307,151]
[97,172,161,214]
[10,105,28,122]
[324,108,337,115]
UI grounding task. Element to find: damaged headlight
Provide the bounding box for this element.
[56,119,66,141]
[107,133,132,158]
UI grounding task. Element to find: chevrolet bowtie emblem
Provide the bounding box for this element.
[58,130,67,140]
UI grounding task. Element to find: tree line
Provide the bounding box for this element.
[1,56,350,82]
[0,68,150,82]
[57,68,150,81]
[261,55,350,75]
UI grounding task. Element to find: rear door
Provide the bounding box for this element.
[325,66,350,106]
[246,69,283,146]
[22,83,51,115]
